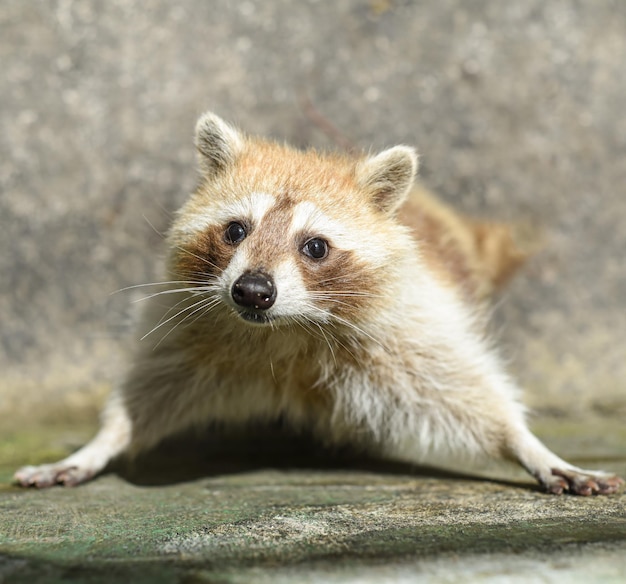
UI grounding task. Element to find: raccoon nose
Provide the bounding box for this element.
[231,271,276,310]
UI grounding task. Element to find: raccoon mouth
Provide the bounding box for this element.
[237,310,273,325]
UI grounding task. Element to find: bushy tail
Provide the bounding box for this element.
[399,185,532,302]
[470,221,529,298]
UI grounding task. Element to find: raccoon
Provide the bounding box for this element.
[15,112,623,495]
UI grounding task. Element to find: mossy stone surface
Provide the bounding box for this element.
[2,419,625,583]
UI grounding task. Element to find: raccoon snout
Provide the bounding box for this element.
[231,271,277,310]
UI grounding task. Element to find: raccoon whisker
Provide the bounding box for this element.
[320,323,359,363]
[142,214,168,238]
[269,357,277,385]
[294,304,353,358]
[292,316,338,364]
[327,315,374,344]
[173,245,223,272]
[304,294,368,314]
[112,280,212,294]
[141,296,219,342]
[326,312,387,351]
[174,268,221,284]
[154,291,217,328]
[145,298,213,342]
[145,282,219,326]
[291,315,325,343]
[176,297,223,332]
[314,274,358,285]
[309,290,384,299]
[312,320,337,365]
[334,337,360,363]
[171,262,225,285]
[150,296,222,350]
[308,297,355,310]
[313,275,383,291]
[133,286,216,303]
[298,311,360,363]
[290,315,313,337]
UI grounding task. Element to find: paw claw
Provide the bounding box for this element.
[547,468,624,496]
[14,463,89,489]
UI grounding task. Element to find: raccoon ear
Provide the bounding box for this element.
[356,146,418,214]
[194,112,244,174]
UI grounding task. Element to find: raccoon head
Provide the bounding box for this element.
[167,112,418,330]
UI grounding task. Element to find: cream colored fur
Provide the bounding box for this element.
[15,112,623,496]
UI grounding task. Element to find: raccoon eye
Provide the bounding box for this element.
[302,237,329,260]
[224,221,247,245]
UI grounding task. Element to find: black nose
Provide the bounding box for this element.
[231,271,276,310]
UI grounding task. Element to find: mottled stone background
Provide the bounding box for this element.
[1,0,625,427]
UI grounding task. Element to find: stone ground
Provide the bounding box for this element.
[1,1,625,582]
[1,418,625,583]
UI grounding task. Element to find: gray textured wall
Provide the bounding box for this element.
[1,0,625,425]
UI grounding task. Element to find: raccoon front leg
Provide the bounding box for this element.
[14,357,202,487]
[360,368,624,495]
[14,389,133,487]
[14,360,178,487]
[442,402,622,495]
[504,423,624,495]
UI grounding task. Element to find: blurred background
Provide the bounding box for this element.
[1,0,625,433]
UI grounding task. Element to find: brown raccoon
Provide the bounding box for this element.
[15,112,623,496]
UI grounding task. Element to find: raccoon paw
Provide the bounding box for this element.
[543,468,624,496]
[14,463,95,488]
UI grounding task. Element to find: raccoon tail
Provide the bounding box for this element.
[470,220,530,297]
[400,185,536,302]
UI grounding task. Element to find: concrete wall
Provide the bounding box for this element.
[2,0,625,425]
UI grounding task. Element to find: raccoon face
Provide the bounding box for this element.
[173,191,375,327]
[223,219,329,324]
[167,112,418,330]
